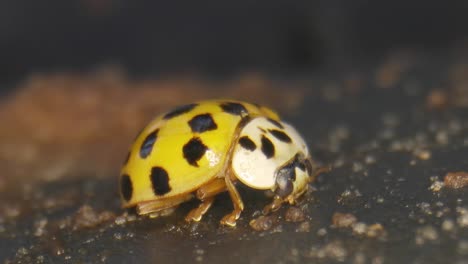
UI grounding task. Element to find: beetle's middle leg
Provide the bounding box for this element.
[185,178,226,222]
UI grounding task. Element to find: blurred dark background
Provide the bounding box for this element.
[0,0,467,86]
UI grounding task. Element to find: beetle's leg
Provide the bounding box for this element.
[308,165,331,183]
[185,178,226,222]
[262,195,284,215]
[220,174,244,227]
[185,197,215,222]
[137,195,192,217]
[195,178,226,200]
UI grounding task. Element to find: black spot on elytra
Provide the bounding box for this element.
[188,114,218,133]
[220,102,248,116]
[150,167,171,195]
[120,174,133,201]
[267,118,284,129]
[238,136,256,151]
[163,103,197,120]
[183,137,208,167]
[269,129,292,143]
[140,129,159,158]
[261,135,275,158]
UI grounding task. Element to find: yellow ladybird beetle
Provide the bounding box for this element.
[119,100,322,226]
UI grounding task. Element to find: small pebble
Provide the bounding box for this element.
[296,221,311,233]
[429,181,444,192]
[73,205,116,230]
[352,222,367,235]
[317,228,327,236]
[415,225,439,245]
[285,207,306,222]
[444,171,468,189]
[442,219,455,232]
[249,215,276,231]
[332,212,357,228]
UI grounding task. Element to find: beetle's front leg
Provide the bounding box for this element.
[262,195,284,215]
[220,173,244,227]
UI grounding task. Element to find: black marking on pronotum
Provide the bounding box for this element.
[268,129,292,143]
[257,127,267,133]
[296,160,306,171]
[163,103,197,120]
[266,118,284,129]
[183,137,208,167]
[238,136,256,151]
[291,153,307,171]
[150,167,171,195]
[261,135,275,158]
[120,174,133,201]
[220,102,248,116]
[188,113,218,133]
[140,129,159,158]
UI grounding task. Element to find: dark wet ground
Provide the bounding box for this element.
[2,51,468,263]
